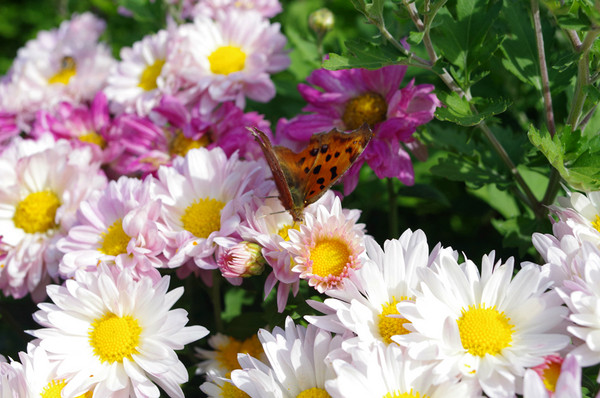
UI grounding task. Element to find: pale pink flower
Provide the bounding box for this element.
[218,241,266,281]
[523,354,581,398]
[57,176,167,283]
[184,0,282,19]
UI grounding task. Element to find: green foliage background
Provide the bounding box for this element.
[1,0,600,396]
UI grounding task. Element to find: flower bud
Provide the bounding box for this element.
[218,241,266,279]
[308,8,335,38]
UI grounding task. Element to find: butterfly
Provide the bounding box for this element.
[251,124,373,222]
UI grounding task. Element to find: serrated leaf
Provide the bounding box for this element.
[435,92,511,126]
[491,215,550,256]
[407,31,425,45]
[430,154,509,189]
[498,0,541,89]
[324,39,409,70]
[429,0,502,75]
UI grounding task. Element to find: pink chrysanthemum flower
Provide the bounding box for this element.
[4,13,114,124]
[280,65,441,194]
[57,176,166,283]
[105,29,183,116]
[30,91,120,164]
[0,136,106,300]
[153,147,270,271]
[524,354,581,398]
[0,83,22,142]
[112,96,272,176]
[283,195,366,293]
[183,0,282,19]
[177,9,290,107]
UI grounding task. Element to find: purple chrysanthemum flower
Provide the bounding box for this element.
[279,65,441,194]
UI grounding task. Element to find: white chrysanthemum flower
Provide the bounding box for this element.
[394,250,570,397]
[0,136,106,300]
[556,246,600,382]
[231,317,344,397]
[3,343,96,398]
[326,341,482,398]
[555,190,600,235]
[177,9,289,107]
[30,264,209,398]
[283,196,366,293]
[196,333,265,378]
[105,30,180,116]
[57,176,166,282]
[154,146,270,270]
[6,13,114,120]
[306,229,452,346]
[201,373,251,398]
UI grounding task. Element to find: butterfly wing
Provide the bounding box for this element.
[250,128,298,219]
[276,124,373,208]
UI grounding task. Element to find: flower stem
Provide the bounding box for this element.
[567,28,600,128]
[210,271,223,332]
[531,0,556,137]
[387,178,399,239]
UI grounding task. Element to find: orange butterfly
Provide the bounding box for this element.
[251,124,373,222]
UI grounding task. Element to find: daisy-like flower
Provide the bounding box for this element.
[280,65,441,194]
[30,264,209,398]
[555,245,600,383]
[283,195,366,293]
[218,241,267,281]
[2,343,97,398]
[184,0,282,19]
[154,146,270,270]
[112,96,272,177]
[196,333,266,378]
[0,136,106,300]
[0,82,23,142]
[5,13,114,122]
[30,91,120,164]
[230,316,344,397]
[105,29,181,116]
[57,175,166,282]
[326,341,481,398]
[306,229,450,346]
[177,9,289,107]
[523,354,581,398]
[393,250,570,397]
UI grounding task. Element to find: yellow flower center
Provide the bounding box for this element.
[79,132,107,148]
[181,197,225,238]
[310,238,350,278]
[13,191,61,234]
[457,304,514,357]
[48,56,77,85]
[98,218,130,256]
[342,92,388,130]
[383,390,429,398]
[296,387,331,398]
[209,45,246,75]
[592,215,600,233]
[138,59,165,91]
[40,379,93,398]
[221,381,250,397]
[542,361,561,392]
[378,296,412,344]
[89,312,141,363]
[169,131,211,158]
[216,335,263,372]
[277,223,300,241]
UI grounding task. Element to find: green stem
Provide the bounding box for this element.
[387,178,399,238]
[210,271,223,332]
[567,28,600,128]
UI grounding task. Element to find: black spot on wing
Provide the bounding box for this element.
[316,177,325,184]
[319,184,325,190]
[312,165,322,175]
[325,154,332,162]
[334,152,340,158]
[345,147,352,154]
[309,190,315,196]
[297,157,306,166]
[310,147,319,157]
[304,167,310,174]
[330,166,338,180]
[320,144,328,154]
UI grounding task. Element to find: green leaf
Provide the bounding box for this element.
[430,154,510,189]
[527,125,600,191]
[324,38,409,70]
[491,215,550,256]
[498,0,541,89]
[429,0,502,78]
[222,288,255,323]
[407,31,425,46]
[435,92,511,126]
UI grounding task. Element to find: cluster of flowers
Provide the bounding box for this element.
[0,2,446,397]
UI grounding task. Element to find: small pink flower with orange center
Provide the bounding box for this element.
[524,354,581,397]
[284,196,366,293]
